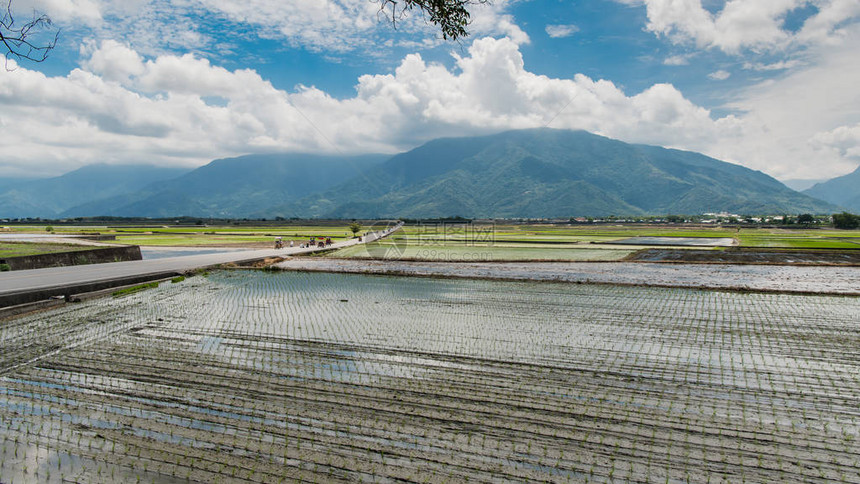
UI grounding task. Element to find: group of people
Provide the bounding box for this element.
[306,237,333,248]
[274,236,332,249]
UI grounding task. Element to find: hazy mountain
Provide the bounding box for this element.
[0,177,38,192]
[781,178,830,192]
[64,153,388,218]
[0,164,190,218]
[803,165,860,213]
[267,128,836,218]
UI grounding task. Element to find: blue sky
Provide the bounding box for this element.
[2,0,859,182]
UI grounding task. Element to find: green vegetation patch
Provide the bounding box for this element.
[112,281,160,298]
[737,233,860,249]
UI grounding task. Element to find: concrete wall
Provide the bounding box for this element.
[0,245,142,271]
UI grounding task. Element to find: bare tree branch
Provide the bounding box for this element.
[377,0,490,41]
[1,0,59,67]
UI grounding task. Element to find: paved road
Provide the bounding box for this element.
[0,225,402,307]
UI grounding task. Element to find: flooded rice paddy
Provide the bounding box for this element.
[1,270,859,483]
[278,258,860,295]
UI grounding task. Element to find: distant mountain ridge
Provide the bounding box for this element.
[0,164,190,219]
[0,129,842,219]
[62,154,387,218]
[803,165,860,213]
[266,128,836,218]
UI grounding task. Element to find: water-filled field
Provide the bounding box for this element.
[1,271,859,482]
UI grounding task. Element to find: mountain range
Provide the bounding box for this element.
[803,165,860,212]
[0,164,190,219]
[0,129,849,219]
[61,154,386,218]
[265,129,836,218]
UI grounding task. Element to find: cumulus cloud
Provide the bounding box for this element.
[468,0,530,45]
[617,0,860,54]
[0,36,746,175]
[812,123,860,159]
[545,24,579,38]
[79,39,145,83]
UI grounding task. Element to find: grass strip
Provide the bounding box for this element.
[112,282,160,298]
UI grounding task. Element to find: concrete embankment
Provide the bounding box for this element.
[1,245,141,271]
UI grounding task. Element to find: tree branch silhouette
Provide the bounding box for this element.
[1,0,59,67]
[378,0,489,41]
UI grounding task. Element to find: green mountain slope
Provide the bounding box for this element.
[803,165,860,213]
[268,128,836,218]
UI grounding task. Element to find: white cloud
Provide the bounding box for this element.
[0,37,742,175]
[663,54,692,65]
[716,24,860,179]
[708,69,732,80]
[80,39,145,83]
[797,0,860,45]
[618,0,860,54]
[14,0,103,25]
[469,0,530,45]
[2,32,858,182]
[189,0,384,52]
[742,59,803,70]
[545,24,579,38]
[812,123,860,159]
